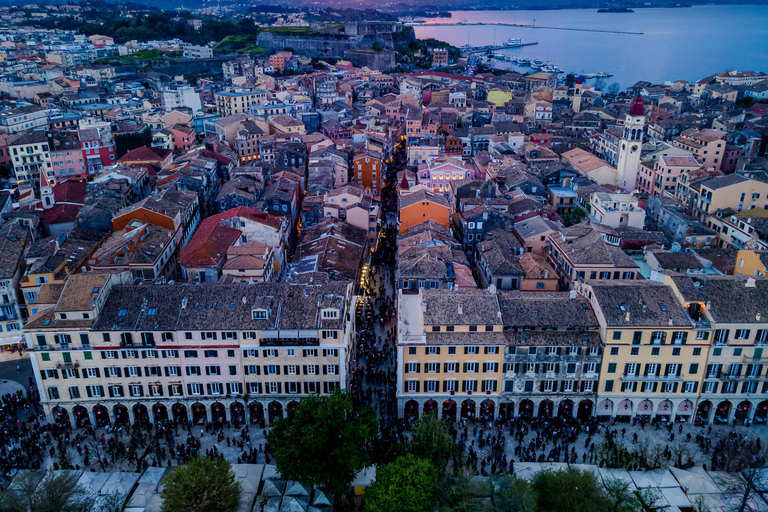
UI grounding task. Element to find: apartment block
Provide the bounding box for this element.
[26,273,357,428]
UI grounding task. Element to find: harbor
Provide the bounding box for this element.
[416,21,644,36]
[459,40,539,56]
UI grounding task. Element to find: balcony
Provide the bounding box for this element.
[621,374,684,382]
[56,361,80,369]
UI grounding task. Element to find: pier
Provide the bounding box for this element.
[418,22,643,35]
[460,41,539,55]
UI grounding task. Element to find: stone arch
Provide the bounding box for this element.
[677,400,693,418]
[230,402,245,426]
[113,404,129,426]
[268,401,283,423]
[153,403,168,423]
[558,399,575,418]
[735,401,752,425]
[404,400,419,421]
[480,399,495,421]
[755,401,768,424]
[657,399,673,417]
[286,401,300,418]
[461,399,476,421]
[133,403,149,425]
[638,399,654,416]
[172,403,188,423]
[93,404,110,427]
[249,402,265,427]
[211,402,226,425]
[597,399,613,417]
[442,399,457,421]
[617,398,633,417]
[73,405,89,428]
[696,400,713,424]
[191,402,207,424]
[52,406,70,428]
[423,399,438,416]
[520,399,534,418]
[714,400,732,424]
[577,399,593,421]
[538,399,553,419]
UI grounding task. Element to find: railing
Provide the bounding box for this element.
[56,361,80,369]
[621,374,684,382]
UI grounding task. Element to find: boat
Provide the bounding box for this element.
[505,37,523,45]
[517,58,531,66]
[597,7,634,12]
[532,59,544,66]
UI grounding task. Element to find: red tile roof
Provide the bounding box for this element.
[52,180,87,204]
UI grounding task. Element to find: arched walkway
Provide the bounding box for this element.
[191,402,207,424]
[677,400,693,419]
[423,399,438,416]
[558,400,574,418]
[714,401,732,424]
[657,399,673,419]
[52,406,70,428]
[617,399,633,417]
[113,404,129,426]
[93,404,110,427]
[268,401,283,423]
[249,402,265,427]
[637,399,653,417]
[538,400,553,419]
[755,401,768,424]
[520,399,534,419]
[404,400,419,421]
[153,403,168,423]
[696,400,713,424]
[577,400,593,421]
[735,401,751,425]
[133,403,149,425]
[73,405,89,428]
[211,402,226,425]
[230,402,245,426]
[597,399,613,417]
[172,403,188,423]
[461,399,476,421]
[287,401,299,418]
[442,399,457,421]
[480,400,495,421]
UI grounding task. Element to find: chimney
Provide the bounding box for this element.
[624,311,630,323]
[642,304,647,313]
[458,304,463,315]
[746,277,756,288]
[545,270,549,279]
[569,290,576,300]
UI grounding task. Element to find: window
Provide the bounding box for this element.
[562,380,574,392]
[607,363,617,374]
[204,350,218,358]
[406,380,418,393]
[188,383,203,395]
[186,366,201,376]
[184,350,198,358]
[463,379,478,392]
[48,387,60,400]
[610,347,619,355]
[205,366,221,376]
[304,349,317,357]
[604,380,614,392]
[464,362,478,373]
[265,349,279,357]
[444,380,458,392]
[325,364,338,375]
[693,347,702,356]
[445,362,458,373]
[201,332,217,340]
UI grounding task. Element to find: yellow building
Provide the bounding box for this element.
[734,249,768,277]
[667,275,768,425]
[486,88,513,108]
[397,289,506,421]
[581,281,705,422]
[693,173,768,224]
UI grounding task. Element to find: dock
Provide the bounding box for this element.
[460,41,538,55]
[417,22,643,36]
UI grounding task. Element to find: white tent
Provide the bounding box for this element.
[233,464,265,512]
[280,496,306,512]
[285,481,310,497]
[263,465,281,480]
[311,490,331,508]
[76,471,111,497]
[125,467,167,512]
[261,480,285,497]
[669,467,722,494]
[659,486,692,509]
[629,469,679,489]
[598,468,638,491]
[93,471,141,512]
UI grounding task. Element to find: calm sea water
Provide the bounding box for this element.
[414,6,768,88]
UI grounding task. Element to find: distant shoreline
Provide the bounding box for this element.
[415,3,768,13]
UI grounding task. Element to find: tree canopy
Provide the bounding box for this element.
[0,471,93,512]
[364,455,437,512]
[409,412,457,474]
[532,468,610,512]
[267,389,377,496]
[160,456,241,512]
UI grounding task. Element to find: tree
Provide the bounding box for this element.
[365,455,437,512]
[160,456,241,512]
[564,73,576,87]
[267,389,377,496]
[604,478,642,512]
[562,207,588,227]
[719,468,767,512]
[490,474,537,512]
[0,471,94,512]
[532,468,609,512]
[410,412,456,475]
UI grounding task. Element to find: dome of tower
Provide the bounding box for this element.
[629,96,644,116]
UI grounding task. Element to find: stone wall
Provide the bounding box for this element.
[344,50,396,73]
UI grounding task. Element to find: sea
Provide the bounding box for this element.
[414,5,768,89]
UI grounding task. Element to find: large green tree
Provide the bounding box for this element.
[0,471,93,512]
[365,455,437,512]
[410,412,456,475]
[267,389,377,496]
[491,474,537,512]
[532,468,610,512]
[160,456,241,512]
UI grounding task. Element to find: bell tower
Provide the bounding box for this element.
[616,96,645,192]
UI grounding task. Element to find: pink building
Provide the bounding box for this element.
[49,131,87,181]
[78,127,116,175]
[417,155,474,192]
[169,123,195,154]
